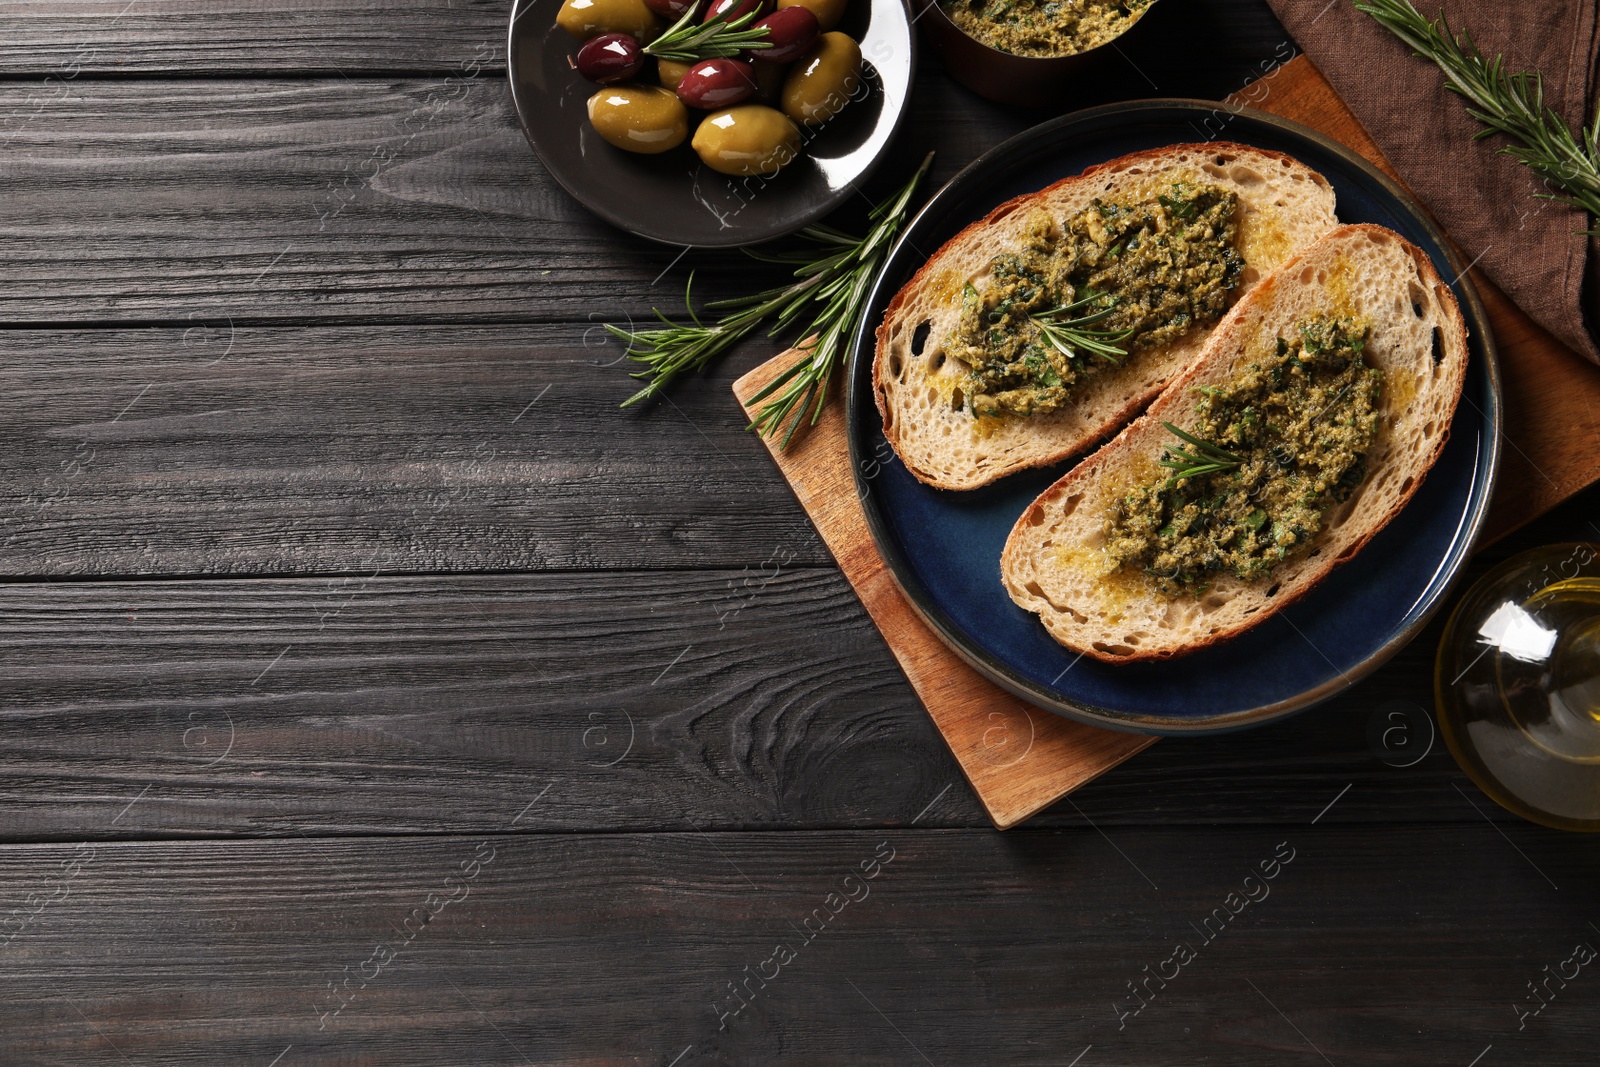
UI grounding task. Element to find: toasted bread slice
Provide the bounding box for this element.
[1001,224,1470,663]
[873,143,1339,490]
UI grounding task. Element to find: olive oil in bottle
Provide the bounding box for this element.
[1436,544,1600,831]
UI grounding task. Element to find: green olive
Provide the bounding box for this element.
[587,86,689,154]
[657,58,693,92]
[780,32,861,126]
[557,0,661,40]
[776,0,846,31]
[690,105,802,176]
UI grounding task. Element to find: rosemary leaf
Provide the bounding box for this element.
[613,154,935,447]
[1357,0,1600,233]
[1159,421,1242,486]
[1029,295,1133,365]
[643,5,772,62]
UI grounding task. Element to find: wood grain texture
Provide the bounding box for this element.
[0,568,962,837]
[0,828,1595,1064]
[0,0,1290,78]
[1242,57,1600,541]
[0,0,509,77]
[733,351,1152,829]
[0,78,718,326]
[0,73,1093,326]
[2,488,1592,840]
[0,14,1296,328]
[1,5,1597,1063]
[0,324,839,575]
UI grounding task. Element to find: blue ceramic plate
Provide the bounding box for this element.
[847,100,1501,736]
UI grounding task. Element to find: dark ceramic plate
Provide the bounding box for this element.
[507,0,915,247]
[846,100,1502,736]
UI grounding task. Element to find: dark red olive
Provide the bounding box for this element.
[675,57,758,108]
[573,33,644,84]
[644,0,698,16]
[749,6,817,62]
[702,0,768,23]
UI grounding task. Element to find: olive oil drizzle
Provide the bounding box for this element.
[1103,314,1382,596]
[954,182,1245,419]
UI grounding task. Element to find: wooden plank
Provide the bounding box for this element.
[734,352,1151,829]
[0,499,1592,840]
[0,0,1289,78]
[0,827,1593,1063]
[1241,57,1600,539]
[0,78,732,327]
[0,568,957,837]
[0,73,1080,326]
[0,324,838,574]
[0,0,510,76]
[0,55,1310,327]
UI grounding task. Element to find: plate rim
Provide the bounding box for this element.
[505,0,918,248]
[845,97,1504,736]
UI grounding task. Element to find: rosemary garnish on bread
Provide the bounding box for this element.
[1029,293,1133,367]
[1157,422,1243,487]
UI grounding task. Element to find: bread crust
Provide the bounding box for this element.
[873,142,1339,491]
[1000,224,1471,663]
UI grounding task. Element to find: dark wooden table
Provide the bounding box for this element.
[3,2,1598,1063]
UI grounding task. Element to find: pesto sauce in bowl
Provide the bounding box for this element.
[943,0,1153,58]
[1105,315,1382,596]
[951,182,1244,418]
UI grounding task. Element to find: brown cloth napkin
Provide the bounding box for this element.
[1264,0,1600,364]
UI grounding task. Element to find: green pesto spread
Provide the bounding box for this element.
[944,0,1152,57]
[1104,315,1381,596]
[953,182,1244,419]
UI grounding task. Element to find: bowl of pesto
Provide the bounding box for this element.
[909,0,1161,106]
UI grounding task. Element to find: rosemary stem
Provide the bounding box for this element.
[611,153,935,443]
[1358,0,1600,231]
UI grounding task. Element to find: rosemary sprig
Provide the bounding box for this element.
[643,5,771,61]
[611,153,934,447]
[1029,293,1133,365]
[1357,0,1600,233]
[1159,421,1243,486]
[609,274,770,404]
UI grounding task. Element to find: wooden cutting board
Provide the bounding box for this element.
[733,55,1600,830]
